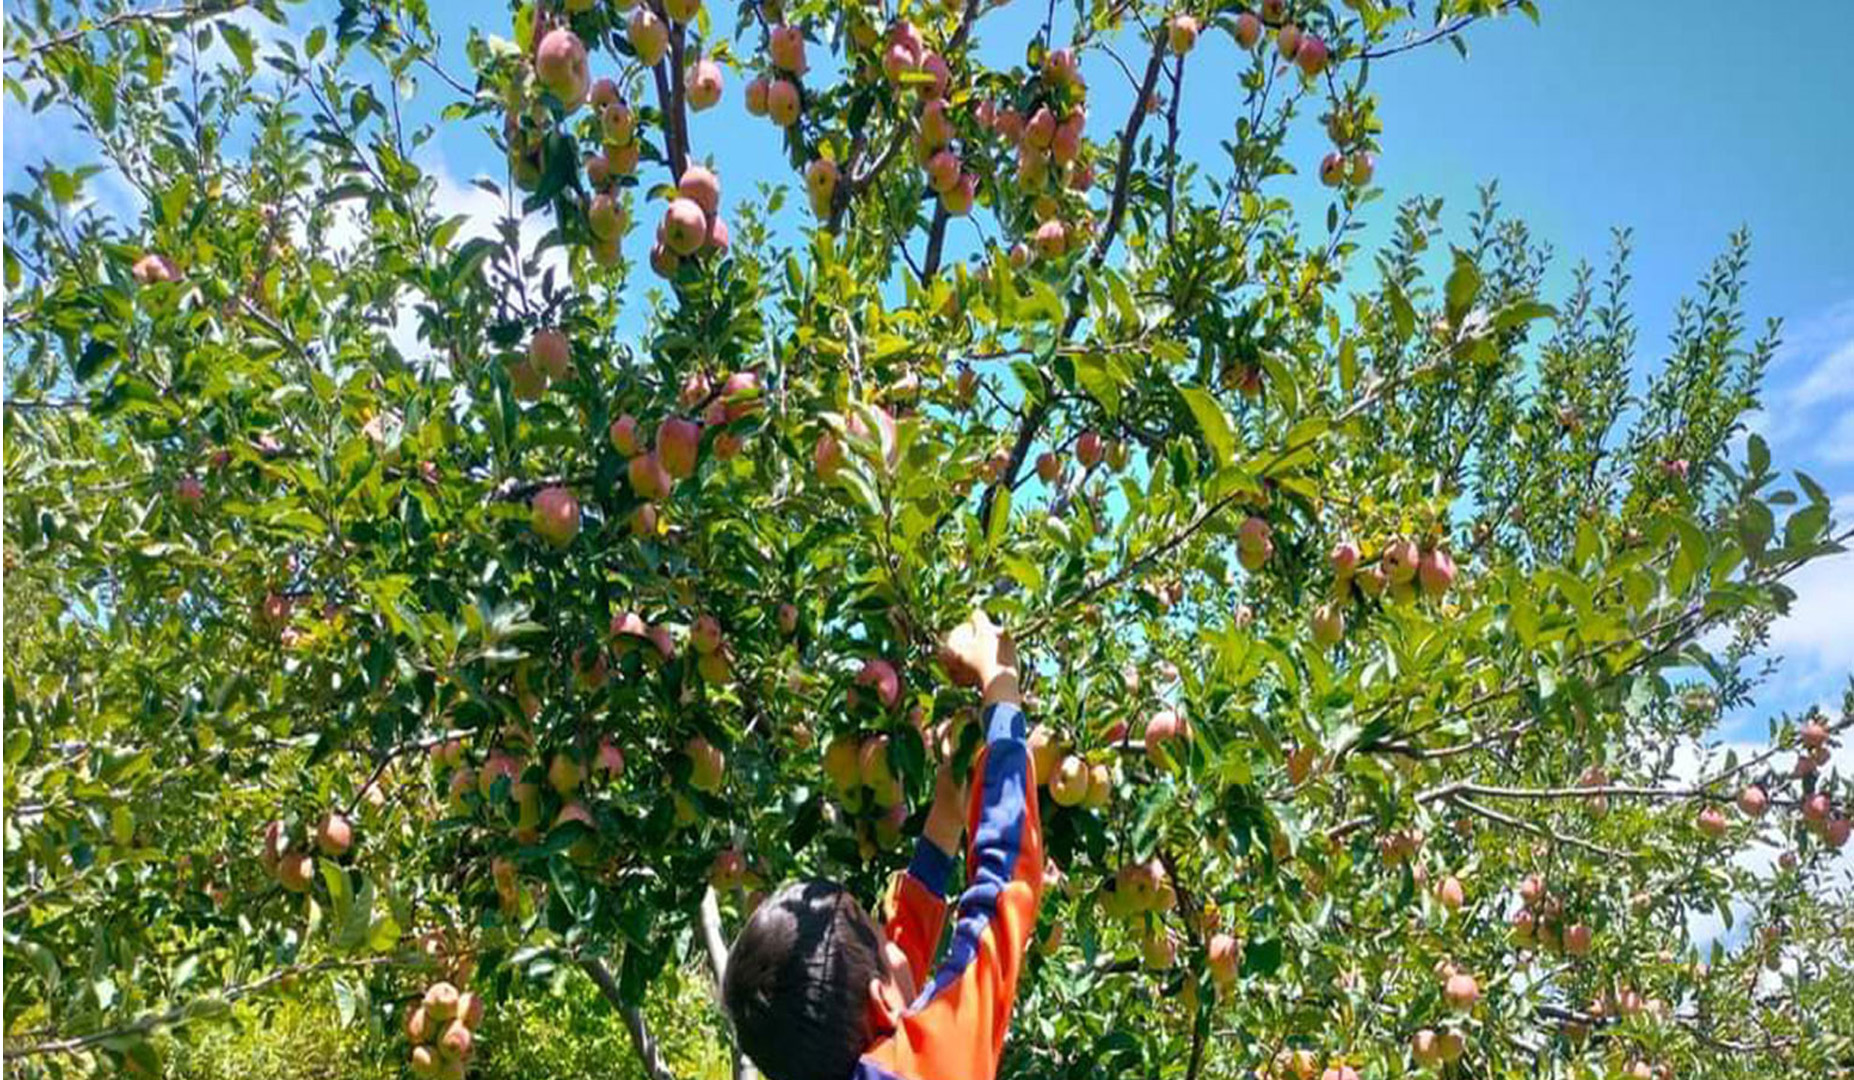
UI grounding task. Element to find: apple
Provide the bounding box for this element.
[594,738,626,782]
[436,1020,473,1063]
[766,78,800,126]
[920,52,951,98]
[455,992,484,1031]
[610,414,642,455]
[477,752,521,799]
[131,252,181,284]
[1025,106,1056,149]
[709,848,747,889]
[1033,219,1068,258]
[657,417,701,479]
[1419,548,1457,597]
[1206,932,1239,986]
[662,198,709,256]
[1382,537,1420,583]
[1044,47,1080,87]
[1295,33,1327,77]
[1310,603,1344,647]
[410,1047,438,1078]
[855,658,903,709]
[508,360,545,402]
[1697,806,1728,837]
[1737,784,1768,817]
[1348,152,1375,186]
[918,99,954,149]
[588,193,625,241]
[548,753,582,796]
[769,24,808,74]
[1274,1049,1318,1080]
[628,451,673,501]
[1051,113,1084,165]
[1436,1030,1465,1064]
[1235,12,1262,49]
[925,150,961,194]
[609,140,641,176]
[1510,908,1536,944]
[530,486,580,547]
[1519,873,1547,908]
[1319,150,1346,187]
[1436,874,1465,910]
[1140,930,1176,970]
[663,0,699,21]
[602,100,636,144]
[535,29,590,110]
[423,982,461,1023]
[744,76,769,116]
[627,8,668,66]
[1049,755,1090,807]
[647,625,675,661]
[1800,719,1830,749]
[678,165,722,216]
[406,1004,433,1044]
[691,614,723,654]
[1073,431,1105,469]
[277,851,315,892]
[1827,815,1851,849]
[685,736,726,792]
[1168,15,1199,55]
[1564,922,1592,957]
[1443,972,1479,1010]
[1411,1029,1441,1067]
[1034,451,1061,483]
[1144,708,1189,765]
[589,78,619,112]
[1802,791,1830,824]
[1082,762,1112,809]
[314,812,352,857]
[1320,1066,1358,1080]
[1277,22,1301,61]
[446,768,475,811]
[823,734,862,791]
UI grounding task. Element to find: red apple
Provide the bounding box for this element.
[1235,12,1262,49]
[685,59,723,110]
[1294,33,1328,77]
[1419,548,1457,597]
[766,78,800,127]
[628,452,672,500]
[855,658,903,709]
[1443,972,1479,1010]
[530,486,580,547]
[769,24,807,74]
[1737,784,1769,818]
[314,812,352,857]
[534,29,590,110]
[1144,708,1189,765]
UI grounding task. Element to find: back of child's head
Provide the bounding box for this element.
[722,879,886,1080]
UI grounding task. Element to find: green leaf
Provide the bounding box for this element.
[1490,300,1556,331]
[1179,386,1235,467]
[1444,251,1482,326]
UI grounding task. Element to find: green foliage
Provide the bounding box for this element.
[5,0,1853,1078]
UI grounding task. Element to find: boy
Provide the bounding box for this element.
[723,609,1043,1080]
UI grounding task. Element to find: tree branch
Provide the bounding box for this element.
[699,887,758,1080]
[6,0,248,65]
[579,956,677,1080]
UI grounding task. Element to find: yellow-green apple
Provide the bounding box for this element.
[685,736,725,792]
[823,733,861,791]
[1436,874,1465,910]
[1083,762,1112,809]
[437,1020,473,1062]
[627,8,668,65]
[1168,15,1199,54]
[1348,152,1375,185]
[423,982,460,1022]
[1277,23,1301,60]
[1049,755,1089,806]
[1310,603,1344,647]
[1319,150,1346,187]
[548,753,582,796]
[530,486,580,547]
[602,99,636,144]
[806,158,838,216]
[663,0,699,22]
[588,193,624,240]
[410,1046,438,1077]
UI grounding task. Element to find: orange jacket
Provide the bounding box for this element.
[855,702,1044,1080]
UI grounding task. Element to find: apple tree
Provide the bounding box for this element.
[4,0,1852,1078]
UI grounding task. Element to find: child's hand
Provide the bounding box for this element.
[939,609,1020,705]
[922,759,967,858]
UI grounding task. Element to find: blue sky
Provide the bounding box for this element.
[6,0,1851,732]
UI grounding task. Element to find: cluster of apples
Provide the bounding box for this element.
[131,252,182,285]
[507,327,575,404]
[1508,873,1596,958]
[1705,719,1848,848]
[975,49,1094,262]
[1027,727,1115,809]
[1029,429,1120,488]
[652,164,731,277]
[821,725,915,857]
[1097,856,1178,918]
[814,402,902,480]
[527,367,762,548]
[404,980,485,1079]
[430,727,625,864]
[257,809,351,894]
[744,23,807,128]
[893,22,981,218]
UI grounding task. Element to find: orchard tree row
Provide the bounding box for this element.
[4,0,1851,1078]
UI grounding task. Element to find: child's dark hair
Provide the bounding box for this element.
[722,880,886,1080]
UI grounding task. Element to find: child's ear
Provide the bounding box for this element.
[867,975,905,1034]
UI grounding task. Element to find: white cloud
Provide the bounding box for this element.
[1822,411,1854,464]
[1765,548,1854,677]
[1763,297,1854,449]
